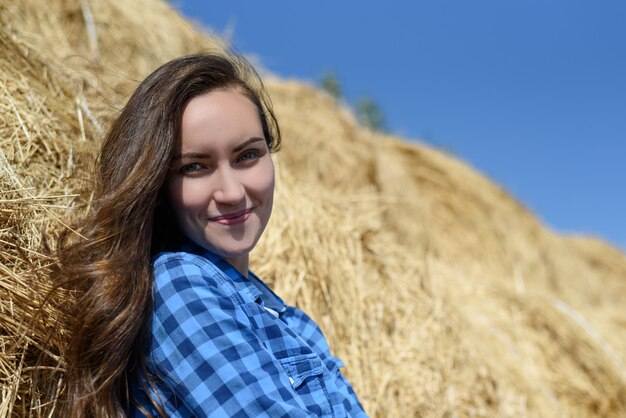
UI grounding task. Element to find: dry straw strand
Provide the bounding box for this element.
[0,0,625,417]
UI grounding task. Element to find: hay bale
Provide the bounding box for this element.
[1,0,625,416]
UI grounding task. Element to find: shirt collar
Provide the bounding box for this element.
[181,241,287,315]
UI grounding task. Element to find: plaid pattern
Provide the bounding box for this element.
[129,242,368,417]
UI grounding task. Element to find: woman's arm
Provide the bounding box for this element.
[146,255,323,417]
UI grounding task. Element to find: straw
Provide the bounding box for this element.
[1,0,625,416]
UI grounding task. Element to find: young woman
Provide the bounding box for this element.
[52,52,368,417]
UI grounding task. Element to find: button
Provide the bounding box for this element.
[289,376,295,385]
[264,306,280,318]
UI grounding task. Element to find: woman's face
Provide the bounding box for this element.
[166,89,274,271]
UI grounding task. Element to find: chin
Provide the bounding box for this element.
[217,246,253,259]
[210,237,260,259]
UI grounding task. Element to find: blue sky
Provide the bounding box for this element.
[176,0,626,251]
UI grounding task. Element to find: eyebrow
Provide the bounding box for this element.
[172,137,266,160]
[233,137,266,152]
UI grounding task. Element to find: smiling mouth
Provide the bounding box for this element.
[209,208,253,225]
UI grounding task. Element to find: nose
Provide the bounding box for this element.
[213,166,245,205]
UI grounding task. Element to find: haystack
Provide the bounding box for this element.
[1,0,625,416]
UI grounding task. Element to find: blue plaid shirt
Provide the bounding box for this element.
[129,242,368,417]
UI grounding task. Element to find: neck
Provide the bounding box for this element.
[225,254,249,277]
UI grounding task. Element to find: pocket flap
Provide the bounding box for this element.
[278,353,323,388]
[324,355,345,374]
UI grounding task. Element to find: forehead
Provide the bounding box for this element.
[179,89,263,151]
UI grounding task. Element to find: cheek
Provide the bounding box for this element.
[250,158,275,204]
[166,177,207,219]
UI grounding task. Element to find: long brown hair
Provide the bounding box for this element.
[50,52,280,417]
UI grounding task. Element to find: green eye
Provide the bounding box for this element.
[180,163,204,173]
[238,150,260,162]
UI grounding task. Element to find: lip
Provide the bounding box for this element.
[208,208,253,225]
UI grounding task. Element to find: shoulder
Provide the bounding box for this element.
[152,250,224,289]
[149,250,251,335]
[153,250,221,275]
[150,250,236,314]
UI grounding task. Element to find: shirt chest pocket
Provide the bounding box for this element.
[278,353,324,388]
[278,353,342,418]
[243,302,346,415]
